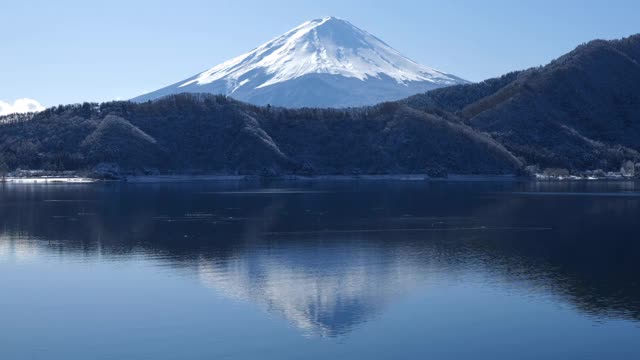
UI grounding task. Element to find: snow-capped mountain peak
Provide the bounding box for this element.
[134,17,468,108]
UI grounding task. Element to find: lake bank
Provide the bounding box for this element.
[2,173,639,184]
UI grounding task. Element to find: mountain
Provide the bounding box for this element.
[406,34,640,171]
[132,17,468,108]
[2,34,639,176]
[0,94,520,176]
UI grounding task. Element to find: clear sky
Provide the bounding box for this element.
[1,0,639,109]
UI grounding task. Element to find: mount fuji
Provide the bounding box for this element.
[133,17,468,108]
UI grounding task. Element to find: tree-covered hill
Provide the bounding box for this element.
[0,94,520,176]
[406,34,640,171]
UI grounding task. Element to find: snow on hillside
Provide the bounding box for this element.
[134,17,468,107]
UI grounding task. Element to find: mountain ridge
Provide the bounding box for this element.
[133,17,468,107]
[405,33,640,170]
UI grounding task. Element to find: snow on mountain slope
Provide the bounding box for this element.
[133,17,468,108]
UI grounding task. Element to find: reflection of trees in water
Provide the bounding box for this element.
[0,181,639,335]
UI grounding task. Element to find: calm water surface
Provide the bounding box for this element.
[1,180,639,359]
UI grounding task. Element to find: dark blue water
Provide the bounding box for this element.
[1,180,639,359]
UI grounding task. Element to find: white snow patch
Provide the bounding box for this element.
[179,17,462,92]
[3,177,96,184]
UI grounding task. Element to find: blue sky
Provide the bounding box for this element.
[1,0,639,108]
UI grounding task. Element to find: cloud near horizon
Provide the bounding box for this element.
[0,98,45,116]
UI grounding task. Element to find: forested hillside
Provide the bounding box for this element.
[0,95,520,176]
[406,34,640,170]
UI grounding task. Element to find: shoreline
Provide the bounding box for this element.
[1,173,637,184]
[1,177,97,184]
[2,174,514,183]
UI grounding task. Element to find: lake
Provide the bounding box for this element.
[1,180,639,359]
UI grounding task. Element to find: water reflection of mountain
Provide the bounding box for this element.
[0,181,639,336]
[196,245,427,337]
